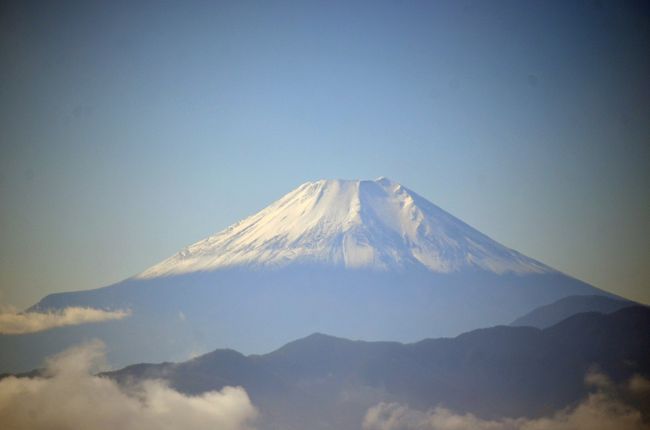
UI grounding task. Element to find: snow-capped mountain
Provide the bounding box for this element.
[1,179,617,373]
[139,178,551,278]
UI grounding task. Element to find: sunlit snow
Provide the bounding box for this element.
[138,178,552,278]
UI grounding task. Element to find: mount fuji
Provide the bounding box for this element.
[1,178,615,371]
[138,177,551,277]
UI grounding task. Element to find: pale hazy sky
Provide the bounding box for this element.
[1,0,648,308]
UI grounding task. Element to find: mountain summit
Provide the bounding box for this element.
[139,178,550,278]
[3,179,615,373]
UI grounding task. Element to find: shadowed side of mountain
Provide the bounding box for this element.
[2,267,608,373]
[543,305,650,379]
[104,306,650,430]
[510,294,639,328]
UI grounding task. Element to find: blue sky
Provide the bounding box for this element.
[1,0,648,307]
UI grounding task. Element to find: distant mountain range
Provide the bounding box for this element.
[511,294,637,328]
[106,305,650,430]
[1,178,620,372]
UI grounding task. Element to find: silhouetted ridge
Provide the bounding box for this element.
[511,294,637,328]
[105,306,650,430]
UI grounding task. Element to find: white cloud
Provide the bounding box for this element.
[0,341,258,430]
[363,373,650,430]
[363,403,523,430]
[0,307,130,334]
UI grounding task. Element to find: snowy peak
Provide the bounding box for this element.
[137,178,553,278]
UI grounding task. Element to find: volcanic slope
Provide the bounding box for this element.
[1,178,613,372]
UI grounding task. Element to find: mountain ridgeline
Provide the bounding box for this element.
[511,294,637,329]
[106,306,650,430]
[1,178,617,372]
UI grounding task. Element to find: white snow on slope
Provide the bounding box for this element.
[137,178,553,278]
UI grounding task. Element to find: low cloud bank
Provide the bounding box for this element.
[0,307,130,334]
[363,371,650,430]
[0,341,258,430]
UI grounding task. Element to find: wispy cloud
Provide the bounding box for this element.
[0,307,130,334]
[0,341,258,430]
[363,371,650,430]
